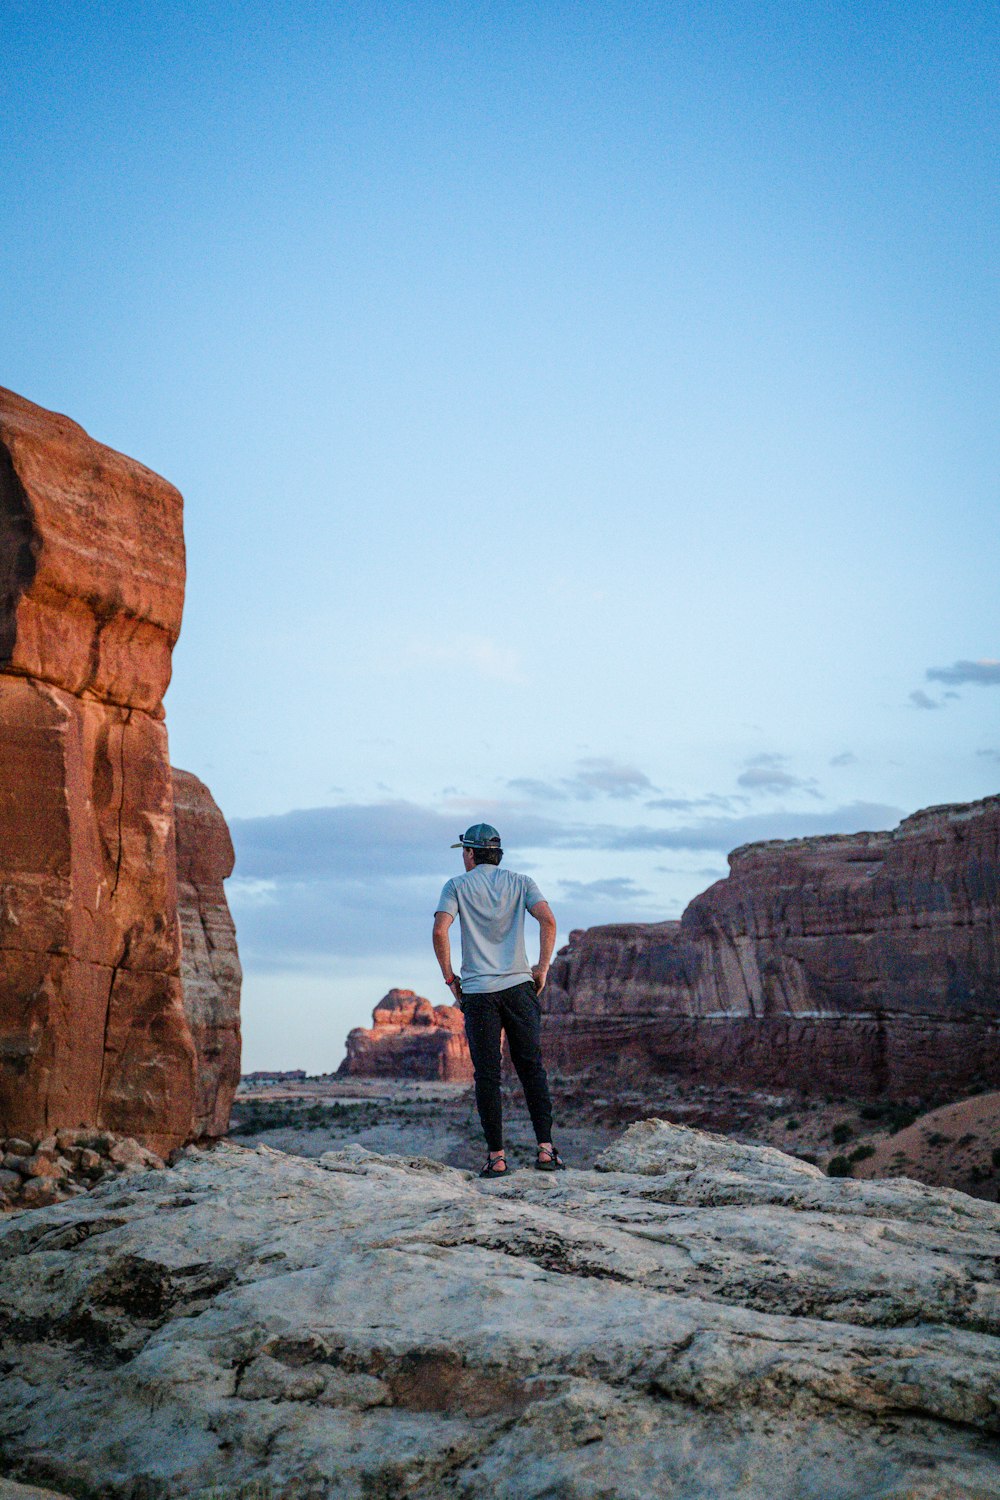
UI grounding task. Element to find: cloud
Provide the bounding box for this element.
[506,777,569,802]
[402,634,524,683]
[570,758,656,799]
[603,802,902,854]
[228,796,902,971]
[645,793,742,812]
[736,753,819,796]
[829,751,857,767]
[976,748,1000,764]
[926,658,1000,687]
[558,877,651,903]
[509,756,655,802]
[909,689,941,711]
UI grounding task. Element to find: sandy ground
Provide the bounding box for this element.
[229,1073,1000,1199]
[851,1091,1000,1198]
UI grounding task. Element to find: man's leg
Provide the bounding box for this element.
[462,994,505,1153]
[497,982,554,1145]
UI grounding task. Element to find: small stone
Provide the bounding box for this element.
[0,1168,22,1196]
[25,1152,67,1180]
[3,1139,33,1157]
[56,1128,86,1151]
[2,1153,32,1175]
[36,1134,58,1154]
[78,1148,103,1175]
[108,1138,165,1172]
[19,1177,60,1208]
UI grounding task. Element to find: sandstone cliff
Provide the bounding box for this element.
[0,387,240,1151]
[172,768,242,1138]
[0,1128,996,1496]
[545,797,1000,1101]
[340,988,473,1081]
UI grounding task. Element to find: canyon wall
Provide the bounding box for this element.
[340,989,473,1082]
[544,797,1000,1101]
[0,387,240,1151]
[172,768,242,1138]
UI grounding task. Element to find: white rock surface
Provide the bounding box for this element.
[0,1126,998,1498]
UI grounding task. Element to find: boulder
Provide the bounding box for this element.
[340,989,473,1082]
[544,796,1000,1101]
[0,1135,996,1496]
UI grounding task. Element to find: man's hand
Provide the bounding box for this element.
[445,976,463,1004]
[532,964,549,994]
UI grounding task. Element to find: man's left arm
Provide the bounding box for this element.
[528,899,557,993]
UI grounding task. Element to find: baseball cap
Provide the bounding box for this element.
[451,822,502,849]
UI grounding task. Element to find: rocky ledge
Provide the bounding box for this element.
[0,1126,997,1498]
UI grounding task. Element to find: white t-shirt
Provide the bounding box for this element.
[436,864,545,993]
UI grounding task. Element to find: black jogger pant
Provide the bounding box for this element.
[461,980,554,1152]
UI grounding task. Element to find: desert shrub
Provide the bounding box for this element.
[831,1121,854,1145]
[992,1147,1000,1169]
[849,1144,875,1163]
[927,1132,951,1148]
[827,1155,853,1177]
[785,1118,800,1130]
[794,1152,819,1166]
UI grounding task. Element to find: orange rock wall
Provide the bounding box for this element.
[0,387,240,1152]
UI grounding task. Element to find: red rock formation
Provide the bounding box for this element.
[340,989,473,1082]
[172,769,242,1138]
[544,797,1000,1102]
[0,387,240,1152]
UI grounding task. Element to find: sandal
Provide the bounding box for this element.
[479,1151,508,1178]
[535,1145,566,1172]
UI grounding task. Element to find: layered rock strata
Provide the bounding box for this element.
[0,1129,997,1496]
[545,797,1000,1101]
[340,988,473,1082]
[172,769,242,1137]
[0,387,240,1152]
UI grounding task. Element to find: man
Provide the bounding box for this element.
[433,823,564,1177]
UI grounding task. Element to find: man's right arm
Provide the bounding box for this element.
[432,911,463,1004]
[528,899,557,993]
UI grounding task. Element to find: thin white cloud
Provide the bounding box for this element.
[402,633,524,683]
[736,753,819,796]
[909,689,941,711]
[509,756,656,802]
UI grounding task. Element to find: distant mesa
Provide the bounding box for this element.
[339,988,473,1082]
[544,795,1000,1103]
[0,386,241,1154]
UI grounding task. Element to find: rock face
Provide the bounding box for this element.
[545,797,1000,1101]
[0,1130,997,1497]
[0,387,240,1153]
[172,769,242,1138]
[340,988,473,1082]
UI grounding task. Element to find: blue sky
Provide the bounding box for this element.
[2,1,997,1069]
